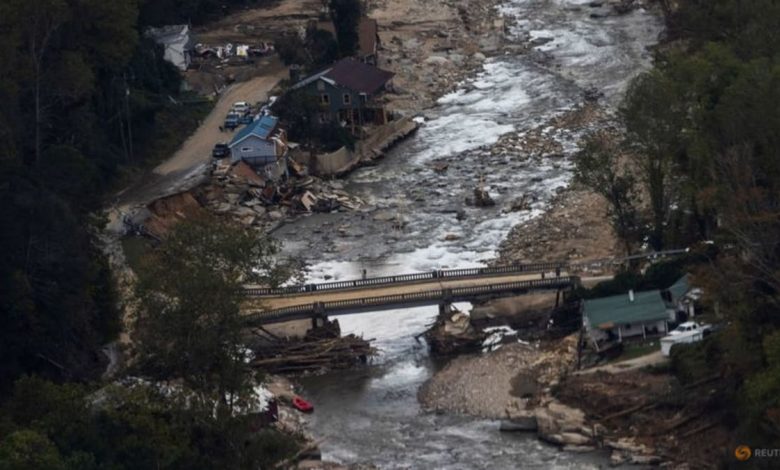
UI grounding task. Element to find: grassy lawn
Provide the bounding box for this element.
[615,340,660,362]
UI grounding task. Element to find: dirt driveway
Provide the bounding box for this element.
[575,350,667,375]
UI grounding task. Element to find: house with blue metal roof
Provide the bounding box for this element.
[228,115,288,174]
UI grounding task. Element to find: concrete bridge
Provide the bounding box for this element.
[242,262,576,326]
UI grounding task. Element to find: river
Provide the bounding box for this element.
[275,0,662,467]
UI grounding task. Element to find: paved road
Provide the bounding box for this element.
[243,272,567,311]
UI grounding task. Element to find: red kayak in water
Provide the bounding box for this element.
[292,396,314,413]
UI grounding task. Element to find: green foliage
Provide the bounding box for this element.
[0,169,120,396]
[625,0,780,446]
[572,257,689,301]
[621,70,688,249]
[670,335,722,384]
[133,217,299,411]
[138,0,260,26]
[574,133,642,254]
[330,0,362,57]
[275,33,308,66]
[0,376,299,469]
[0,430,67,470]
[276,28,340,72]
[0,0,217,397]
[274,91,355,152]
[308,28,341,69]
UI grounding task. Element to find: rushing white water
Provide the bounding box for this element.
[277,0,663,467]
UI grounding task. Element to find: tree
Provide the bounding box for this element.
[132,217,300,417]
[307,28,340,69]
[1,0,69,166]
[574,132,643,255]
[622,70,687,249]
[0,430,67,470]
[330,0,362,57]
[0,375,299,470]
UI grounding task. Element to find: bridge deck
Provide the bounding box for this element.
[243,272,567,312]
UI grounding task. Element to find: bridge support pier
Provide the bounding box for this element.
[438,302,452,317]
[311,302,328,330]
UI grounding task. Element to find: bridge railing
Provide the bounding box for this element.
[245,261,566,297]
[244,276,577,324]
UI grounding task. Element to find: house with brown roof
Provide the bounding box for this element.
[357,18,379,65]
[290,57,394,129]
[310,17,381,64]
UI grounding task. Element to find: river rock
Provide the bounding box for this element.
[560,432,591,446]
[424,55,451,66]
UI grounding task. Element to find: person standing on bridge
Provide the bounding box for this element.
[362,269,367,280]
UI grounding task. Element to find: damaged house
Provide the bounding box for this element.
[290,57,394,130]
[228,115,289,180]
[145,24,195,71]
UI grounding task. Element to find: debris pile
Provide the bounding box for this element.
[423,307,488,355]
[250,320,375,374]
[203,160,365,230]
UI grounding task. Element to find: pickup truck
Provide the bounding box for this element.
[660,321,711,356]
[224,113,240,131]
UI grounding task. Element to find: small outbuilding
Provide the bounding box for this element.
[357,17,380,65]
[145,24,194,71]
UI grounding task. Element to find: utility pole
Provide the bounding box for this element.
[124,74,134,162]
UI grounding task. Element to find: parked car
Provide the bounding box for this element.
[660,321,711,356]
[212,143,229,158]
[224,113,240,130]
[231,101,250,115]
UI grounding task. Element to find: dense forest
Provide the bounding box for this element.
[574,0,780,453]
[0,1,299,467]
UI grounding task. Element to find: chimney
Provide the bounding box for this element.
[628,290,635,302]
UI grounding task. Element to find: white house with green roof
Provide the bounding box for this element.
[582,275,695,344]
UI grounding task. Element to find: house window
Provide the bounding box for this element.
[625,323,632,329]
[316,81,324,91]
[343,93,351,105]
[359,94,367,104]
[320,93,330,105]
[241,147,252,153]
